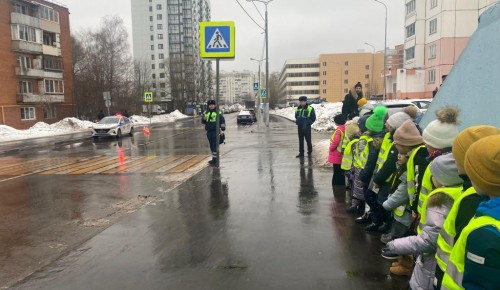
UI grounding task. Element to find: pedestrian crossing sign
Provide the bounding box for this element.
[260,88,267,98]
[200,21,235,59]
[144,91,153,102]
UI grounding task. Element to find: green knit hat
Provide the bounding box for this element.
[365,106,388,133]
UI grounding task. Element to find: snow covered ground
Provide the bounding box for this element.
[0,110,190,142]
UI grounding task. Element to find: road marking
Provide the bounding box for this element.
[169,155,207,173]
[100,156,156,174]
[40,156,110,174]
[69,157,129,174]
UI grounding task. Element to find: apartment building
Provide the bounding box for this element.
[131,0,212,111]
[217,71,254,105]
[278,57,320,104]
[403,0,498,98]
[0,0,73,129]
[319,53,384,102]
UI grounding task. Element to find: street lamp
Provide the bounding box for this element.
[247,0,273,127]
[250,57,264,125]
[374,0,387,101]
[364,42,375,99]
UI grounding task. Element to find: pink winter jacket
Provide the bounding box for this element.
[328,125,345,165]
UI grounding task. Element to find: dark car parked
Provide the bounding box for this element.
[247,109,257,122]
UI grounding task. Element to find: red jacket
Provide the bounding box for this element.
[328,125,345,165]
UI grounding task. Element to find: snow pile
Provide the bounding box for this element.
[270,102,343,132]
[130,110,189,125]
[168,110,189,119]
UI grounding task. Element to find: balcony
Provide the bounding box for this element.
[12,40,43,54]
[11,12,40,28]
[15,66,44,79]
[17,93,64,103]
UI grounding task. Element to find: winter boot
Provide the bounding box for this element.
[390,264,413,277]
[208,158,217,166]
[332,185,346,202]
[391,262,399,267]
[398,255,414,268]
[346,198,361,213]
[357,200,366,215]
[355,211,372,224]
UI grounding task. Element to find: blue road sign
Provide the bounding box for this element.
[200,22,235,58]
[253,82,259,91]
[260,88,267,98]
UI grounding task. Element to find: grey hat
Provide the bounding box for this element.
[387,112,412,130]
[430,154,464,187]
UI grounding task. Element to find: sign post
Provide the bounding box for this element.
[200,21,235,167]
[144,91,153,125]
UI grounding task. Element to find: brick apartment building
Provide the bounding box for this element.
[0,0,73,129]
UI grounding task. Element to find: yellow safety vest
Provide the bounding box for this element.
[330,128,345,153]
[374,132,393,180]
[441,215,500,290]
[406,145,427,204]
[390,170,407,217]
[296,106,313,117]
[436,187,477,272]
[418,165,435,216]
[341,138,359,170]
[204,111,221,122]
[355,135,373,169]
[417,185,462,236]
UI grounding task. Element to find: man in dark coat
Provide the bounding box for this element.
[294,96,316,158]
[202,99,226,165]
[342,82,363,120]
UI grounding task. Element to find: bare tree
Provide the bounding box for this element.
[72,16,133,119]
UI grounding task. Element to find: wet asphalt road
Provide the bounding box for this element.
[4,115,409,289]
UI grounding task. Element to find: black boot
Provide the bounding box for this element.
[355,211,371,224]
[208,158,217,166]
[377,222,392,234]
[365,222,382,232]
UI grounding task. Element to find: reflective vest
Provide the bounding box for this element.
[417,185,462,235]
[330,128,345,153]
[374,132,393,180]
[355,135,373,169]
[341,138,359,170]
[436,187,477,272]
[406,145,427,204]
[204,111,221,122]
[390,170,407,217]
[296,106,313,117]
[417,165,435,218]
[441,215,500,290]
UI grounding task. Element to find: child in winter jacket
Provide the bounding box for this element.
[329,114,347,196]
[385,154,463,290]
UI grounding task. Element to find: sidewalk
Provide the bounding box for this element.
[13,115,408,290]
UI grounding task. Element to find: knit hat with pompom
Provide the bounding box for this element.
[422,106,460,149]
[365,106,388,133]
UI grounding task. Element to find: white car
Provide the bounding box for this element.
[91,116,134,138]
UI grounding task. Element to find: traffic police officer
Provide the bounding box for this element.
[202,99,225,165]
[294,96,316,157]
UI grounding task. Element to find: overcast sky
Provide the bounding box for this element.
[57,0,404,73]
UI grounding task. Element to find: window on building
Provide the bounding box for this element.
[149,6,152,12]
[150,35,154,41]
[159,63,165,69]
[158,44,163,49]
[365,74,369,79]
[19,80,33,93]
[431,0,438,8]
[158,34,163,39]
[344,79,348,84]
[157,14,162,20]
[323,89,326,94]
[151,45,154,50]
[429,44,437,59]
[159,53,164,59]
[152,73,156,79]
[150,26,153,31]
[12,2,31,15]
[430,19,437,35]
[152,83,156,89]
[168,24,180,33]
[344,61,349,66]
[428,69,436,83]
[152,64,155,69]
[156,4,162,10]
[13,24,37,42]
[365,83,370,88]
[160,82,166,88]
[43,55,63,70]
[157,24,163,30]
[406,0,415,15]
[365,65,370,70]
[406,23,415,38]
[151,54,155,60]
[344,88,348,94]
[405,46,415,60]
[323,62,326,66]
[160,73,165,78]
[43,105,56,119]
[170,44,181,53]
[169,34,180,43]
[21,107,36,120]
[39,5,59,23]
[17,55,32,69]
[149,16,153,21]
[344,70,348,75]
[45,79,64,93]
[168,4,179,13]
[323,71,327,76]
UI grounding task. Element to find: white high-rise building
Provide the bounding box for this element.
[131,0,212,111]
[217,71,254,105]
[278,57,320,104]
[402,0,498,98]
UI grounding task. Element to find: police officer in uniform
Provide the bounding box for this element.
[202,99,225,165]
[294,96,316,157]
